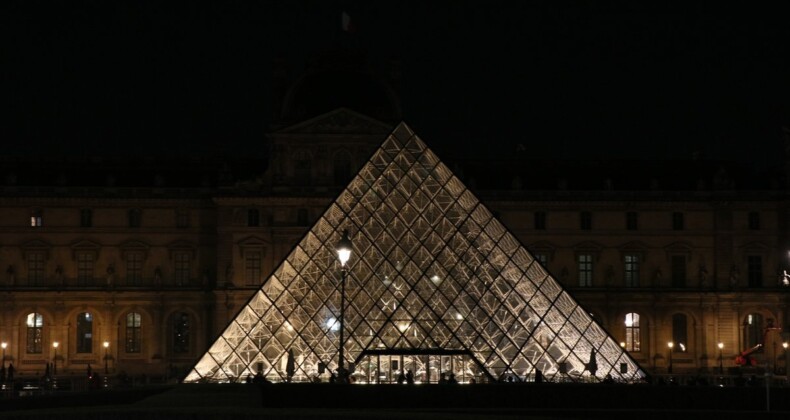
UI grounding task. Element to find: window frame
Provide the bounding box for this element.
[578,254,593,287]
[26,312,44,354]
[624,313,640,352]
[76,312,93,354]
[125,312,142,353]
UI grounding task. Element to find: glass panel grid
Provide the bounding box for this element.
[187,125,646,384]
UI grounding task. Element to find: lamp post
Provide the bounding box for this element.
[667,342,673,374]
[335,229,352,383]
[718,342,724,375]
[103,341,110,374]
[783,342,788,376]
[1,342,6,368]
[52,342,59,375]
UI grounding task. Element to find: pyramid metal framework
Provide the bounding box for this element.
[185,123,646,384]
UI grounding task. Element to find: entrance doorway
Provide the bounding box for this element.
[353,349,492,384]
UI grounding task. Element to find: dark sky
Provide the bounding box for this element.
[3,1,789,168]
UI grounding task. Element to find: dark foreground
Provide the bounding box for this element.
[2,382,790,419]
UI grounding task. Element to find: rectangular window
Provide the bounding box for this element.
[672,314,688,353]
[578,254,593,287]
[126,253,143,286]
[30,210,44,227]
[672,212,684,230]
[580,212,592,230]
[80,209,93,227]
[176,211,189,229]
[534,212,546,230]
[248,209,260,227]
[245,252,262,285]
[533,253,548,268]
[126,313,142,353]
[747,256,762,288]
[174,252,191,286]
[671,255,686,288]
[748,212,760,230]
[128,209,141,228]
[624,254,640,287]
[77,253,94,286]
[27,252,45,286]
[626,212,638,230]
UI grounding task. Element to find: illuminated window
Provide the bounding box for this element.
[743,313,763,350]
[578,254,593,287]
[173,312,190,354]
[671,314,687,353]
[26,312,44,353]
[245,252,262,285]
[27,252,45,286]
[624,254,640,287]
[30,209,43,227]
[126,312,142,353]
[76,312,93,353]
[624,313,640,352]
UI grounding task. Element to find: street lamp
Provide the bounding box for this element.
[335,229,352,383]
[667,342,674,374]
[52,341,59,375]
[718,342,724,375]
[1,342,6,368]
[783,342,788,376]
[103,341,110,374]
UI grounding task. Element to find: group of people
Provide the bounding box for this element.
[396,369,415,384]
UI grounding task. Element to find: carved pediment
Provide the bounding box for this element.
[167,239,196,260]
[120,239,151,259]
[21,238,53,259]
[618,241,649,261]
[70,239,101,259]
[740,241,770,254]
[664,241,693,260]
[275,108,393,135]
[238,235,268,257]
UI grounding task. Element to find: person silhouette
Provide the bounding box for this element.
[448,373,458,384]
[405,369,414,385]
[438,372,447,384]
[397,370,406,384]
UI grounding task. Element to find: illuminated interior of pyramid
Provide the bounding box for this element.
[185,123,647,384]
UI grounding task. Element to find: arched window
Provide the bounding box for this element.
[126,312,142,353]
[743,313,764,350]
[624,313,640,352]
[26,312,44,353]
[671,314,688,353]
[76,312,93,353]
[173,312,190,354]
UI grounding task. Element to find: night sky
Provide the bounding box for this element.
[4,2,789,168]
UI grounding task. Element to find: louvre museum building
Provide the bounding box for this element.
[1,51,787,385]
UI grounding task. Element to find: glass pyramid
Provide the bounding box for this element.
[185,123,646,384]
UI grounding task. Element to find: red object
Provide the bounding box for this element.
[734,344,762,366]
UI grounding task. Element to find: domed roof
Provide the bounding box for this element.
[279,49,401,124]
